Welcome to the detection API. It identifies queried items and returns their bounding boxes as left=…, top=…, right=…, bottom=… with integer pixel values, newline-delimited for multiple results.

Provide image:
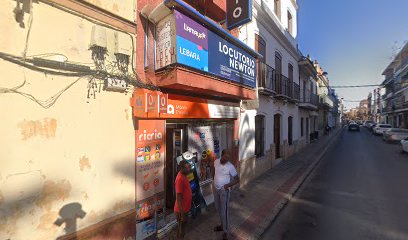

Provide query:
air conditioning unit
left=104, top=78, right=127, bottom=92
left=90, top=25, right=107, bottom=49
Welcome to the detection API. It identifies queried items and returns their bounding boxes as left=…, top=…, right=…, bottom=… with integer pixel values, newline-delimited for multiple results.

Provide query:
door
left=274, top=114, right=281, bottom=158
left=275, top=52, right=282, bottom=93
left=306, top=117, right=310, bottom=143
left=165, top=127, right=186, bottom=210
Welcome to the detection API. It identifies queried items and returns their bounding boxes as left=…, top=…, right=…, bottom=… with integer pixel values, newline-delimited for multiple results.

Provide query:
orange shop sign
left=132, top=91, right=240, bottom=119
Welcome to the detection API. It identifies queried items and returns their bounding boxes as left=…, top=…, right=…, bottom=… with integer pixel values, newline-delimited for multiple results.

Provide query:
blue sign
left=208, top=31, right=256, bottom=88
left=176, top=36, right=209, bottom=72
left=174, top=10, right=256, bottom=88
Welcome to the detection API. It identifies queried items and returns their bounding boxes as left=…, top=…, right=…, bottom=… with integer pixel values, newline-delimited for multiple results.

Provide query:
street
left=262, top=127, right=408, bottom=240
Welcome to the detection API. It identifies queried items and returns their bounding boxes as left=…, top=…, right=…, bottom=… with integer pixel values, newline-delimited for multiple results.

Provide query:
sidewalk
left=163, top=128, right=343, bottom=240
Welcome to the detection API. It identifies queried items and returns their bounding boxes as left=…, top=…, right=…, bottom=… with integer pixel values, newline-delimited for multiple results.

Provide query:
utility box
left=90, top=25, right=107, bottom=49
left=114, top=32, right=132, bottom=56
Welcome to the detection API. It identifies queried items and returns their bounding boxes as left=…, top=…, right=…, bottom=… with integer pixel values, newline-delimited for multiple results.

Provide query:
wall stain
left=37, top=211, right=58, bottom=230
left=0, top=191, right=4, bottom=205
left=79, top=156, right=91, bottom=171
left=35, top=180, right=71, bottom=211
left=17, top=118, right=57, bottom=140
left=112, top=3, right=119, bottom=13
left=125, top=108, right=129, bottom=120
left=82, top=192, right=89, bottom=200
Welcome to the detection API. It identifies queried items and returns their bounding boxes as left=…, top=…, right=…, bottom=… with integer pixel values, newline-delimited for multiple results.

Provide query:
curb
left=233, top=128, right=343, bottom=240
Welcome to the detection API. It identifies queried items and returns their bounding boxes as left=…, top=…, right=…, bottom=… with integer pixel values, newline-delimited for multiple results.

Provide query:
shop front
left=131, top=89, right=240, bottom=238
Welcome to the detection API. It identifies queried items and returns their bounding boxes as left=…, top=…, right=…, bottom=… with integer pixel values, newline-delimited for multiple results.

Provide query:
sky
left=297, top=0, right=408, bottom=110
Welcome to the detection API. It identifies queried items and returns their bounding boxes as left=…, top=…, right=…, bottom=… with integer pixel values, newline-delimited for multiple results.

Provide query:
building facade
left=381, top=42, right=408, bottom=128
left=315, top=61, right=334, bottom=135
left=134, top=0, right=258, bottom=237
left=238, top=0, right=303, bottom=185
left=1, top=0, right=138, bottom=239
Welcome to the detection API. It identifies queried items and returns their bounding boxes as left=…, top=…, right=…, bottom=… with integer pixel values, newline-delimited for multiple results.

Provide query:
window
left=288, top=116, right=293, bottom=145
left=275, top=52, right=282, bottom=93
left=301, top=118, right=304, bottom=137
left=288, top=11, right=293, bottom=35
left=255, top=115, right=265, bottom=157
left=288, top=64, right=294, bottom=82
left=274, top=0, right=281, bottom=20
left=144, top=18, right=149, bottom=69
left=255, top=34, right=266, bottom=87
left=288, top=63, right=293, bottom=95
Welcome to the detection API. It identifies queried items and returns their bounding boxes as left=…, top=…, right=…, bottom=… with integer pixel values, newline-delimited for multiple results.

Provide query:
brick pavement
left=161, top=128, right=343, bottom=240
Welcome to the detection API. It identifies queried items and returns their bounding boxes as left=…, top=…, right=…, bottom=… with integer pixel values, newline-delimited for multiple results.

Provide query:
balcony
left=319, top=95, right=334, bottom=108
left=257, top=62, right=299, bottom=101
left=299, top=90, right=319, bottom=110
left=258, top=62, right=276, bottom=94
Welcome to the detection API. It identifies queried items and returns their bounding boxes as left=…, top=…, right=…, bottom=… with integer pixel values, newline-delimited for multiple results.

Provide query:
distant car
left=401, top=138, right=408, bottom=153
left=383, top=128, right=408, bottom=142
left=373, top=124, right=392, bottom=135
left=365, top=121, right=375, bottom=128
left=348, top=123, right=360, bottom=131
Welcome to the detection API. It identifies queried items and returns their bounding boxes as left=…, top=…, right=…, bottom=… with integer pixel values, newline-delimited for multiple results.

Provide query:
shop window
left=255, top=115, right=265, bottom=157
left=301, top=118, right=304, bottom=137
left=288, top=116, right=293, bottom=145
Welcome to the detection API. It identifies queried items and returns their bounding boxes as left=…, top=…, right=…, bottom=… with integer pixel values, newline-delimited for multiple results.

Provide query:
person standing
left=174, top=160, right=192, bottom=239
left=212, top=149, right=240, bottom=240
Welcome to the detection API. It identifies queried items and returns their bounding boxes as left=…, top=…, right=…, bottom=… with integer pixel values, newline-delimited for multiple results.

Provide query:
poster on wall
left=136, top=196, right=156, bottom=239
left=136, top=120, right=165, bottom=201
left=188, top=125, right=219, bottom=182
left=136, top=120, right=165, bottom=239
left=155, top=13, right=176, bottom=70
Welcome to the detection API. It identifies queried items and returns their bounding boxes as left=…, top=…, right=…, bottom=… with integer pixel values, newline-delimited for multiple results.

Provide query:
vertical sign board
left=136, top=120, right=165, bottom=239
left=158, top=93, right=168, bottom=114
left=174, top=10, right=256, bottom=88
left=155, top=14, right=176, bottom=70
left=226, top=0, right=252, bottom=30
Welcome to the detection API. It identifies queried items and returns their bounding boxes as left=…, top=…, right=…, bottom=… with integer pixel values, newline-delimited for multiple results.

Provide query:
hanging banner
left=136, top=120, right=165, bottom=201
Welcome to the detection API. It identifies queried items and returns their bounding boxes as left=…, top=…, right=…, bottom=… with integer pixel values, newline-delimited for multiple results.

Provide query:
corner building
left=133, top=0, right=258, bottom=238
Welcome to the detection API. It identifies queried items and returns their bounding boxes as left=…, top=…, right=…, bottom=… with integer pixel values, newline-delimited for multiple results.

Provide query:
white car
left=401, top=138, right=408, bottom=153
left=373, top=124, right=392, bottom=135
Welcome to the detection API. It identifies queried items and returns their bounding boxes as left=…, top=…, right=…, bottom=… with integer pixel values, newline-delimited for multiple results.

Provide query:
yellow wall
left=84, top=0, right=136, bottom=22
left=0, top=1, right=136, bottom=239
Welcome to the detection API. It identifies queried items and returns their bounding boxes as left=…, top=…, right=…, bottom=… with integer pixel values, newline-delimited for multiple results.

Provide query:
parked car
left=373, top=124, right=392, bottom=135
left=383, top=128, right=408, bottom=142
left=348, top=122, right=360, bottom=131
left=365, top=120, right=375, bottom=128
left=369, top=123, right=377, bottom=132
left=401, top=138, right=408, bottom=153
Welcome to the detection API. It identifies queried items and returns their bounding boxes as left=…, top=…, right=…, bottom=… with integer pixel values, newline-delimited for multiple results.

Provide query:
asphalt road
left=261, top=127, right=408, bottom=240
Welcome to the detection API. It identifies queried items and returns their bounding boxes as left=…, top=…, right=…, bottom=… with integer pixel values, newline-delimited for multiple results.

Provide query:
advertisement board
left=156, top=10, right=256, bottom=88
left=136, top=120, right=165, bottom=201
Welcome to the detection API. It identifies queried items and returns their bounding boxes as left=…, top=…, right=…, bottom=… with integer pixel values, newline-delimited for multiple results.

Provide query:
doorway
left=165, top=124, right=188, bottom=210
left=274, top=114, right=281, bottom=159
left=306, top=117, right=309, bottom=143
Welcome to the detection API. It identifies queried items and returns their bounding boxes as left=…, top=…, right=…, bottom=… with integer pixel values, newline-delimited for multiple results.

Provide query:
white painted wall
left=238, top=0, right=301, bottom=163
